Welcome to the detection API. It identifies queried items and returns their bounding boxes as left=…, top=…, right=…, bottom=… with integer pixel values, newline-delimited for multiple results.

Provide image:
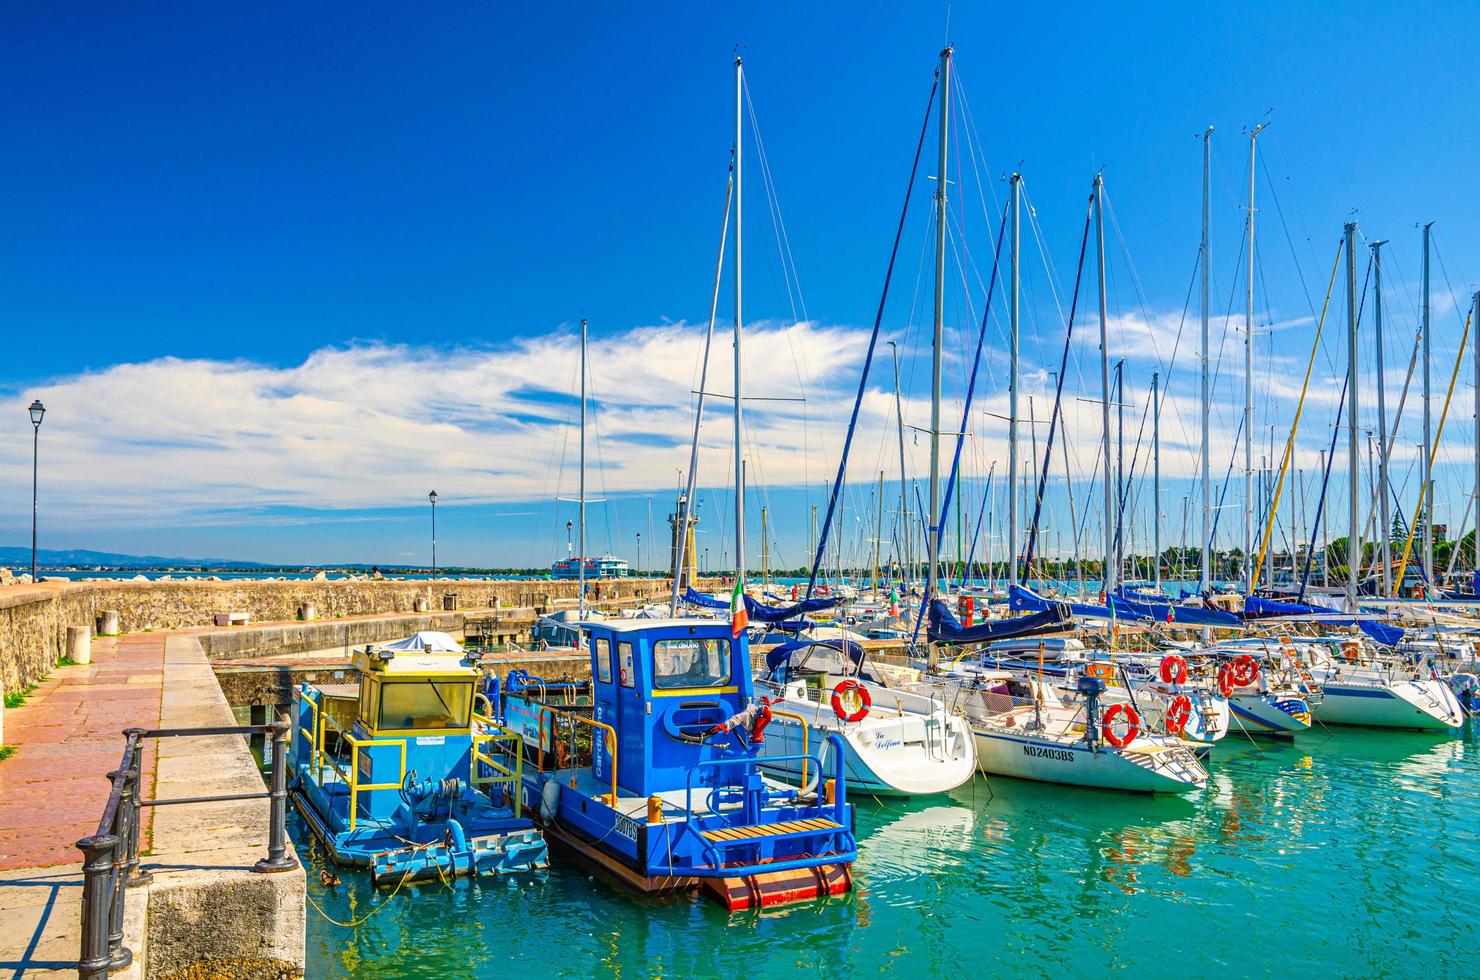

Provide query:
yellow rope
left=305, top=860, right=418, bottom=928
left=1252, top=238, right=1344, bottom=591
left=1393, top=306, right=1475, bottom=593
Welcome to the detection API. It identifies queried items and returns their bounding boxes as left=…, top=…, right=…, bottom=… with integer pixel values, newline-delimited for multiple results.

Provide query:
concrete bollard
left=414, top=596, right=429, bottom=613
left=298, top=602, right=317, bottom=622
left=97, top=610, right=120, bottom=636
left=67, top=626, right=92, bottom=665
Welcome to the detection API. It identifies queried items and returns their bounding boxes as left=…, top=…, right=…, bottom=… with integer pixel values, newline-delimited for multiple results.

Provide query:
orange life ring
left=830, top=679, right=871, bottom=723
left=1216, top=664, right=1235, bottom=698
left=1231, top=653, right=1259, bottom=686
left=1342, top=640, right=1360, bottom=661
left=1165, top=694, right=1193, bottom=735
left=1159, top=654, right=1188, bottom=685
left=1101, top=703, right=1141, bottom=748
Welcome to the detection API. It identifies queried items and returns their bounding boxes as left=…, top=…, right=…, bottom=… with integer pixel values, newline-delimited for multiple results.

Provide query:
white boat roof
left=583, top=617, right=731, bottom=633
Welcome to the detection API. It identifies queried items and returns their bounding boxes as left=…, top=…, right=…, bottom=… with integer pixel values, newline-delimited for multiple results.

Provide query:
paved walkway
left=0, top=634, right=166, bottom=977
left=0, top=636, right=164, bottom=872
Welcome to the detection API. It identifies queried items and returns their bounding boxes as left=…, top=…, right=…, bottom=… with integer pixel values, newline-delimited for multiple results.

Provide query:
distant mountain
left=0, top=547, right=270, bottom=570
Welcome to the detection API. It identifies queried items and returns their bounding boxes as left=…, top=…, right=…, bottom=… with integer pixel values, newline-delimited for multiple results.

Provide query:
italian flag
left=730, top=578, right=749, bottom=638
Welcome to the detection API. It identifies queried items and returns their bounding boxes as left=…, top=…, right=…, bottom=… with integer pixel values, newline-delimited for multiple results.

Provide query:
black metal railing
left=76, top=721, right=298, bottom=979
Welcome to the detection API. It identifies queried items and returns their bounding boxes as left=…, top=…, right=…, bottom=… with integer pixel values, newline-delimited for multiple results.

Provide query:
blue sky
left=3, top=2, right=1480, bottom=571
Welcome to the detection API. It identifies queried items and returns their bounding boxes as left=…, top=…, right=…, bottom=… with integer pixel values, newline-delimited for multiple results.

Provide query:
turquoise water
left=298, top=723, right=1479, bottom=978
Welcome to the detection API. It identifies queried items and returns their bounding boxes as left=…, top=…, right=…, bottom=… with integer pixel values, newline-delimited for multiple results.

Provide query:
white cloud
left=0, top=321, right=876, bottom=527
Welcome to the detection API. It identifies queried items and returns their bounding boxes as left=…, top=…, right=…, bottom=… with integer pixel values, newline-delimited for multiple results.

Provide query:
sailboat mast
left=927, top=46, right=952, bottom=665
left=1474, top=289, right=1480, bottom=573
left=1115, top=360, right=1125, bottom=585
left=579, top=317, right=588, bottom=620
left=889, top=340, right=910, bottom=602
left=1095, top=173, right=1113, bottom=597
left=1421, top=222, right=1434, bottom=591
left=1009, top=172, right=1022, bottom=586
left=1344, top=221, right=1360, bottom=610
left=1199, top=127, right=1212, bottom=594
left=1153, top=369, right=1161, bottom=590
left=1244, top=124, right=1264, bottom=591
left=874, top=470, right=884, bottom=592
left=1373, top=240, right=1391, bottom=597
left=733, top=56, right=746, bottom=589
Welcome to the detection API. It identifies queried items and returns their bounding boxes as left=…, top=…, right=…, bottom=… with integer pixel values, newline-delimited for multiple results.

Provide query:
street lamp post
left=29, top=400, right=45, bottom=583
left=428, top=490, right=438, bottom=578
left=635, top=532, right=641, bottom=577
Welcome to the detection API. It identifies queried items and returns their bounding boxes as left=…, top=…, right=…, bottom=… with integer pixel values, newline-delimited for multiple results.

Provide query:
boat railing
left=670, top=733, right=853, bottom=878
left=523, top=702, right=618, bottom=805
left=76, top=722, right=296, bottom=980
left=292, top=688, right=408, bottom=832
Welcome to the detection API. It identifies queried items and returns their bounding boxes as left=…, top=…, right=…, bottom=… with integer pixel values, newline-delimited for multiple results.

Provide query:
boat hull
left=971, top=730, right=1206, bottom=794
left=756, top=714, right=976, bottom=797
left=1311, top=680, right=1464, bottom=730
left=1226, top=693, right=1312, bottom=739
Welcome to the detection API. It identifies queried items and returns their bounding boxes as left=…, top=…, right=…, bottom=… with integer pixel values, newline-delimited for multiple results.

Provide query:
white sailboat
left=1299, top=634, right=1464, bottom=730
left=755, top=641, right=976, bottom=797
left=928, top=664, right=1207, bottom=793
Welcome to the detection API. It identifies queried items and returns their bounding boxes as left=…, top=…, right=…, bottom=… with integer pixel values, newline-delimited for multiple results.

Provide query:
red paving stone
left=0, top=635, right=164, bottom=871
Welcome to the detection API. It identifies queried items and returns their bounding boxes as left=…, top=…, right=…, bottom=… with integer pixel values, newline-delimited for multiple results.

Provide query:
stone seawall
left=0, top=577, right=681, bottom=693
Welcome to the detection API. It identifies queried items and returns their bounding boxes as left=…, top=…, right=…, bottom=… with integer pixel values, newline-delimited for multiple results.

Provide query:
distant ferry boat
left=550, top=555, right=629, bottom=579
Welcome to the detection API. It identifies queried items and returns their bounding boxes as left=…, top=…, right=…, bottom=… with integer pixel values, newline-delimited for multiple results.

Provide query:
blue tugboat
left=502, top=618, right=856, bottom=910
left=288, top=639, right=548, bottom=884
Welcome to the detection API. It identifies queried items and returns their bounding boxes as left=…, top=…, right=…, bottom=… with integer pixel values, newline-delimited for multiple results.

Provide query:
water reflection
left=296, top=725, right=1480, bottom=977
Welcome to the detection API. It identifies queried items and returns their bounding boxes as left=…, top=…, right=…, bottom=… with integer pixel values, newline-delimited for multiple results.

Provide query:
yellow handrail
left=576, top=716, right=618, bottom=806
left=292, top=689, right=408, bottom=831
left=470, top=711, right=524, bottom=806
left=1394, top=306, right=1475, bottom=593
left=1252, top=238, right=1344, bottom=591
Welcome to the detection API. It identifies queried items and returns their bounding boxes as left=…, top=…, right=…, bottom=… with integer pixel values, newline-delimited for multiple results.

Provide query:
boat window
left=595, top=638, right=612, bottom=684
left=618, top=642, right=634, bottom=688
left=652, top=638, right=731, bottom=690
left=358, top=680, right=378, bottom=727
left=377, top=680, right=472, bottom=731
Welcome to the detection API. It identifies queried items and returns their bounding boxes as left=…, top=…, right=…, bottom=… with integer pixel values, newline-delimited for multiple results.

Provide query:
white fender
left=539, top=777, right=561, bottom=823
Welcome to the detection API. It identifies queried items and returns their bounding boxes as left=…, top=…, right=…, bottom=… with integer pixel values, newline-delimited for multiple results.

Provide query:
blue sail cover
left=683, top=586, right=839, bottom=622
left=743, top=594, right=839, bottom=623
left=1109, top=593, right=1244, bottom=628
left=1240, top=596, right=1404, bottom=646
left=928, top=599, right=1073, bottom=645
left=1244, top=595, right=1339, bottom=618
left=1009, top=584, right=1117, bottom=620
left=682, top=586, right=730, bottom=611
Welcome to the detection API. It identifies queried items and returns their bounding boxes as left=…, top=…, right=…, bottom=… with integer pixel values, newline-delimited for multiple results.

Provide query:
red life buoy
left=1158, top=654, right=1188, bottom=685
left=1216, top=664, right=1235, bottom=698
left=830, top=679, right=871, bottom=723
left=1101, top=703, right=1141, bottom=747
left=1165, top=694, right=1193, bottom=735
left=1231, top=654, right=1259, bottom=686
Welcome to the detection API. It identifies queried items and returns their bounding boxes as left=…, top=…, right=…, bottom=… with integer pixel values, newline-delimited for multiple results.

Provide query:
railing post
left=254, top=720, right=298, bottom=873
left=105, top=772, right=134, bottom=971
left=76, top=833, right=119, bottom=979
left=122, top=730, right=153, bottom=887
